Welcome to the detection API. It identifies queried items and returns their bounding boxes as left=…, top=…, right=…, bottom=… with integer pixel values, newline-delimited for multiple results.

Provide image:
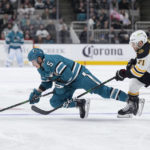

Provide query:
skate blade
left=84, top=99, right=91, bottom=119
left=117, top=114, right=133, bottom=118
left=137, top=98, right=145, bottom=116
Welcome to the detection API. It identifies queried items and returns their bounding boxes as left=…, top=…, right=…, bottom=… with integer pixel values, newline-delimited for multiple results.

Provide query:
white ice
left=0, top=66, right=150, bottom=150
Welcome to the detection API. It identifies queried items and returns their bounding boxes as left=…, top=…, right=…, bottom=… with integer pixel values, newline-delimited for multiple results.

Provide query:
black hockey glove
left=115, top=69, right=127, bottom=81
left=29, top=89, right=41, bottom=104
left=126, top=58, right=137, bottom=70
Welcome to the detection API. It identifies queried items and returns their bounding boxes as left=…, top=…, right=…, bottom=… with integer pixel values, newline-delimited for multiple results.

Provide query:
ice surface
left=0, top=66, right=150, bottom=150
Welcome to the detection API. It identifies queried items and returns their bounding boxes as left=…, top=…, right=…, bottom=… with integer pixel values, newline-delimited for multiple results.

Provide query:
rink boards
left=0, top=43, right=136, bottom=66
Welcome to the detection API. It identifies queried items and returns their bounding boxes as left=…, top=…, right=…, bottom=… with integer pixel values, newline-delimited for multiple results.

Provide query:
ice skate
left=117, top=96, right=145, bottom=118
left=76, top=99, right=90, bottom=119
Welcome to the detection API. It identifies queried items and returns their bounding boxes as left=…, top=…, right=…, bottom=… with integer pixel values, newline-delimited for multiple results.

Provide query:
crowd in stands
left=0, top=0, right=141, bottom=44
left=72, top=0, right=140, bottom=43
left=0, top=0, right=59, bottom=44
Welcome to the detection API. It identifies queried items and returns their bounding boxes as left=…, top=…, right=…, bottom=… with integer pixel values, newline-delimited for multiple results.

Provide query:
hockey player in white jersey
left=115, top=30, right=148, bottom=118
left=5, top=24, right=24, bottom=67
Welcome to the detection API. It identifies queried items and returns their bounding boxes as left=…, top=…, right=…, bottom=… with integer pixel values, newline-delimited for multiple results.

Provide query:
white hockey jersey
left=130, top=41, right=150, bottom=77
left=127, top=40, right=150, bottom=86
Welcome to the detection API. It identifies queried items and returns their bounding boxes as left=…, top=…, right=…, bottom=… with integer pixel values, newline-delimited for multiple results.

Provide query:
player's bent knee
left=50, top=98, right=62, bottom=108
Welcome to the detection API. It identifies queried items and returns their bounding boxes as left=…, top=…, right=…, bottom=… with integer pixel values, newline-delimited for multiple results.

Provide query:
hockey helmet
left=12, top=24, right=19, bottom=33
left=129, top=30, right=147, bottom=46
left=28, top=48, right=44, bottom=61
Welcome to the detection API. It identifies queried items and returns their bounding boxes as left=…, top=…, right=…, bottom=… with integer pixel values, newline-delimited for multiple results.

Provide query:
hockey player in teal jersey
left=5, top=24, right=24, bottom=67
left=28, top=48, right=128, bottom=119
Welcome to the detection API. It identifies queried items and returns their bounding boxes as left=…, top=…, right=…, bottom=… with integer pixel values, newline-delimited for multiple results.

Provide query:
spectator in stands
left=29, top=24, right=36, bottom=39
left=79, top=26, right=88, bottom=43
left=46, top=20, right=56, bottom=33
left=98, top=9, right=108, bottom=28
left=21, top=0, right=31, bottom=7
left=112, top=20, right=122, bottom=29
left=132, top=0, right=139, bottom=10
left=119, top=0, right=130, bottom=10
left=118, top=27, right=129, bottom=43
left=101, top=9, right=108, bottom=21
left=120, top=9, right=131, bottom=28
left=98, top=15, right=105, bottom=28
left=10, top=0, right=17, bottom=5
left=76, top=1, right=86, bottom=21
left=108, top=26, right=116, bottom=43
left=3, top=2, right=13, bottom=14
left=104, top=20, right=109, bottom=29
left=18, top=4, right=26, bottom=15
left=36, top=24, right=49, bottom=38
left=19, top=3, right=35, bottom=15
left=89, top=1, right=95, bottom=9
left=21, top=0, right=35, bottom=6
left=77, top=1, right=86, bottom=13
left=10, top=12, right=18, bottom=24
left=114, top=36, right=120, bottom=44
left=2, top=0, right=9, bottom=5
left=20, top=14, right=30, bottom=29
left=32, top=15, right=43, bottom=26
left=43, top=34, right=55, bottom=44
left=0, top=1, right=4, bottom=14
left=110, top=0, right=118, bottom=9
left=42, top=8, right=50, bottom=19
left=59, top=25, right=70, bottom=43
left=35, top=0, right=45, bottom=9
left=89, top=35, right=95, bottom=44
left=35, top=35, right=43, bottom=43
left=110, top=7, right=123, bottom=22
left=50, top=7, right=57, bottom=19
left=99, top=32, right=108, bottom=43
left=0, top=14, right=10, bottom=32
left=89, top=7, right=97, bottom=18
left=2, top=23, right=13, bottom=37
left=24, top=30, right=30, bottom=37
left=57, top=18, right=67, bottom=31
left=99, top=0, right=109, bottom=9
left=44, top=0, right=56, bottom=9
left=94, top=20, right=101, bottom=29
left=24, top=33, right=31, bottom=40
left=89, top=15, right=96, bottom=29
left=18, top=0, right=35, bottom=15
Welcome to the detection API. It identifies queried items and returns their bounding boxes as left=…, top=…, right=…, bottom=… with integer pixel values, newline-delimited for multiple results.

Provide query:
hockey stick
left=31, top=76, right=116, bottom=115
left=0, top=91, right=53, bottom=112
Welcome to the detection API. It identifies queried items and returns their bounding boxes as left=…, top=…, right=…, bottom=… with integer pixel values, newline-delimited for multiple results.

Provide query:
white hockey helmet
left=12, top=24, right=19, bottom=33
left=129, top=30, right=148, bottom=47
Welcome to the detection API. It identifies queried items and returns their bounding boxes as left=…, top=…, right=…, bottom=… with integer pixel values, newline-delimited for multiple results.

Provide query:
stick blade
left=31, top=105, right=50, bottom=115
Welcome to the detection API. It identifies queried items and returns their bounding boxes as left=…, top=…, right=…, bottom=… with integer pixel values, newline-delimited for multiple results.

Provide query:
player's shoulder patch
left=137, top=49, right=144, bottom=55
left=137, top=42, right=150, bottom=59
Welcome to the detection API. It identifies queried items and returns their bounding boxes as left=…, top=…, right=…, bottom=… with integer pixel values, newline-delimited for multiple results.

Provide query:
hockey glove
left=126, top=58, right=137, bottom=70
left=29, top=89, right=42, bottom=104
left=115, top=69, right=127, bottom=81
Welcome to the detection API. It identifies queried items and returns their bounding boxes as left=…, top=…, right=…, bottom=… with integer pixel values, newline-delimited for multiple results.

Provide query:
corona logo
left=82, top=45, right=123, bottom=58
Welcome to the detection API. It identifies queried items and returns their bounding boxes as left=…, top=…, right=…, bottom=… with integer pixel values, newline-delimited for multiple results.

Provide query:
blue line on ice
left=0, top=112, right=150, bottom=116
